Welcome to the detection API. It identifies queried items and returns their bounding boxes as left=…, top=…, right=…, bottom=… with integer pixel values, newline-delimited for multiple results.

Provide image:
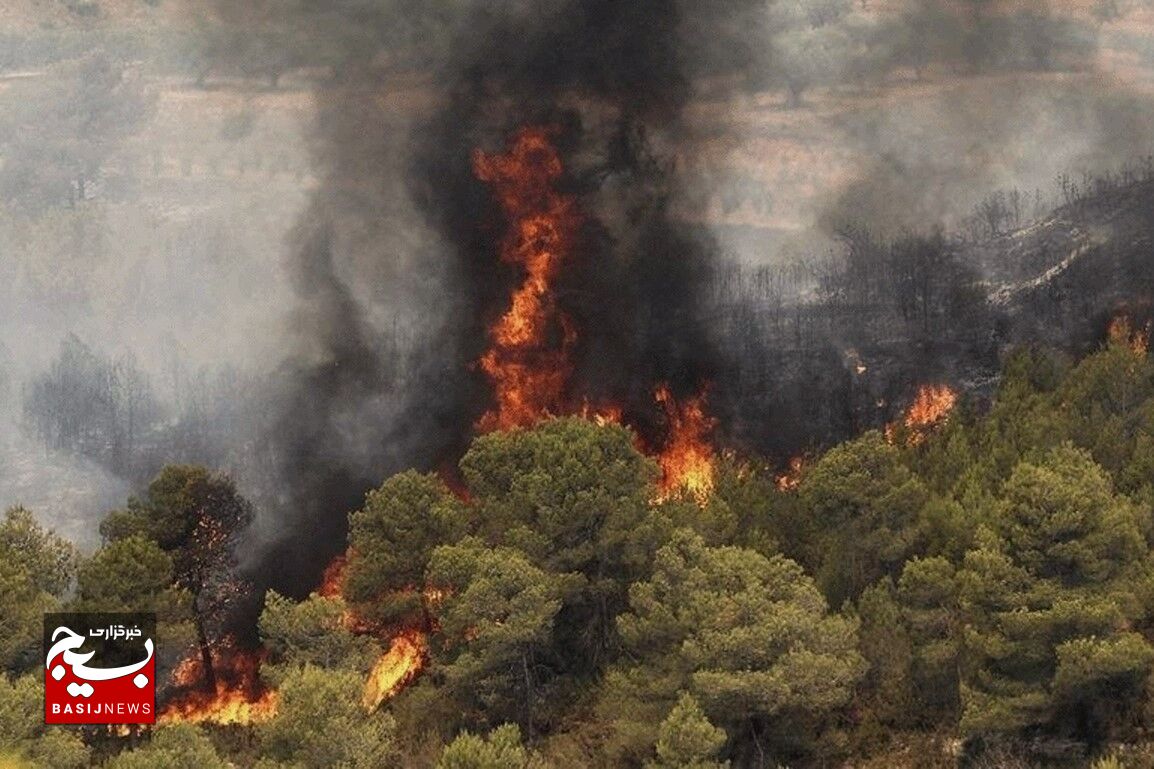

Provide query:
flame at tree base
left=313, top=551, right=433, bottom=710
left=317, top=552, right=349, bottom=598
left=654, top=385, right=716, bottom=504
left=159, top=686, right=279, bottom=726
left=886, top=384, right=958, bottom=446
left=1109, top=315, right=1150, bottom=355
left=362, top=630, right=427, bottom=711
left=776, top=456, right=805, bottom=491
left=160, top=643, right=278, bottom=726
left=471, top=128, right=720, bottom=504
left=904, top=384, right=958, bottom=429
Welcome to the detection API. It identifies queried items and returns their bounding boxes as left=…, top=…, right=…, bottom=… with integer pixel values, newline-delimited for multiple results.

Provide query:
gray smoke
left=4, top=0, right=1154, bottom=600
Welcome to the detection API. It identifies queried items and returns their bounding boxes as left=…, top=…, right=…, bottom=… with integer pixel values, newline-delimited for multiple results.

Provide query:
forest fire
left=160, top=643, right=278, bottom=725
left=162, top=550, right=428, bottom=725
left=473, top=127, right=719, bottom=501
left=904, top=385, right=958, bottom=430
left=313, top=549, right=432, bottom=709
left=776, top=456, right=805, bottom=491
left=473, top=126, right=580, bottom=432
left=158, top=127, right=724, bottom=726
left=315, top=551, right=374, bottom=633
left=654, top=385, right=717, bottom=503
left=317, top=552, right=348, bottom=597
left=904, top=383, right=960, bottom=431
left=886, top=384, right=958, bottom=445
left=1109, top=315, right=1150, bottom=355
left=362, top=630, right=428, bottom=711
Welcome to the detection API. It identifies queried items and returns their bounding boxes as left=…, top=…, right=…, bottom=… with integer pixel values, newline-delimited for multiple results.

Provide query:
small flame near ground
left=653, top=384, right=717, bottom=503
left=162, top=554, right=432, bottom=724
left=317, top=553, right=348, bottom=598
left=317, top=550, right=373, bottom=634
left=362, top=630, right=428, bottom=711
left=775, top=456, right=806, bottom=491
left=316, top=552, right=431, bottom=710
left=886, top=384, right=958, bottom=446
left=1109, top=315, right=1150, bottom=355
left=159, top=641, right=278, bottom=725
left=904, top=385, right=958, bottom=430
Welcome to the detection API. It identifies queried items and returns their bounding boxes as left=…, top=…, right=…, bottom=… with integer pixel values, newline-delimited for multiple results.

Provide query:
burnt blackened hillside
left=710, top=173, right=1154, bottom=464
left=990, top=176, right=1154, bottom=351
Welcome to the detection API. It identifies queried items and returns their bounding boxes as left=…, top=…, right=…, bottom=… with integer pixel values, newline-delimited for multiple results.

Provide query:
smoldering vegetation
left=2, top=0, right=1154, bottom=594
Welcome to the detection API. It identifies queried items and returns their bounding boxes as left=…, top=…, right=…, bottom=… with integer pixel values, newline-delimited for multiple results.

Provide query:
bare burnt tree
left=23, top=335, right=161, bottom=474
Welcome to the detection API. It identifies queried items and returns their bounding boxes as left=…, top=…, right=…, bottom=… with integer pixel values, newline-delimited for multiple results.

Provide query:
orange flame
left=438, top=463, right=473, bottom=503
left=775, top=456, right=805, bottom=491
left=886, top=384, right=957, bottom=446
left=1109, top=315, right=1150, bottom=355
left=470, top=128, right=721, bottom=492
left=474, top=126, right=580, bottom=432
left=313, top=554, right=439, bottom=707
left=362, top=630, right=428, bottom=711
left=316, top=550, right=380, bottom=633
left=160, top=642, right=278, bottom=725
left=580, top=398, right=624, bottom=427
left=317, top=553, right=348, bottom=598
left=654, top=385, right=716, bottom=503
left=904, top=384, right=957, bottom=430
left=159, top=684, right=278, bottom=726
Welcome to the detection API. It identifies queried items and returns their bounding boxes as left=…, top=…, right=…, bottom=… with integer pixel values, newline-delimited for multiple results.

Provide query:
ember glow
left=317, top=552, right=348, bottom=598
left=1109, top=315, right=1150, bottom=355
left=654, top=385, right=716, bottom=503
left=160, top=642, right=278, bottom=725
left=473, top=126, right=580, bottom=432
left=361, top=629, right=428, bottom=711
left=776, top=456, right=805, bottom=491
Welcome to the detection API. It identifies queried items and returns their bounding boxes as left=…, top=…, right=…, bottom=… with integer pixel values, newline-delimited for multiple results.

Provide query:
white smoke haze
left=0, top=34, right=314, bottom=538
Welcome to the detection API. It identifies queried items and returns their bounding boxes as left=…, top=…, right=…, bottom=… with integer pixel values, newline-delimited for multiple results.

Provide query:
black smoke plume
left=216, top=0, right=1154, bottom=628
left=239, top=0, right=759, bottom=613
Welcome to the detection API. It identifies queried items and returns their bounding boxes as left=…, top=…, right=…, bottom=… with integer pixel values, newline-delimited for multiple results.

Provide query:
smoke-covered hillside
left=6, top=2, right=1154, bottom=768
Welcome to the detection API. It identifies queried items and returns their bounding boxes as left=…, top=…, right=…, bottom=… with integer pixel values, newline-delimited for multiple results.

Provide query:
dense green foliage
left=9, top=333, right=1154, bottom=766
left=0, top=507, right=76, bottom=672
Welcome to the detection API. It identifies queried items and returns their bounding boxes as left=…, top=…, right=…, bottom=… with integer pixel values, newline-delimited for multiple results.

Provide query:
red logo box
left=43, top=612, right=156, bottom=724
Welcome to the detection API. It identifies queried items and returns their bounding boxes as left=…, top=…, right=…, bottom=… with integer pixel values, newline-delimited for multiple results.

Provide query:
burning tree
left=653, top=384, right=717, bottom=503
left=335, top=417, right=662, bottom=730
left=885, top=383, right=958, bottom=446
left=469, top=127, right=720, bottom=502
left=159, top=641, right=277, bottom=726
left=472, top=126, right=581, bottom=432
left=99, top=466, right=255, bottom=705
